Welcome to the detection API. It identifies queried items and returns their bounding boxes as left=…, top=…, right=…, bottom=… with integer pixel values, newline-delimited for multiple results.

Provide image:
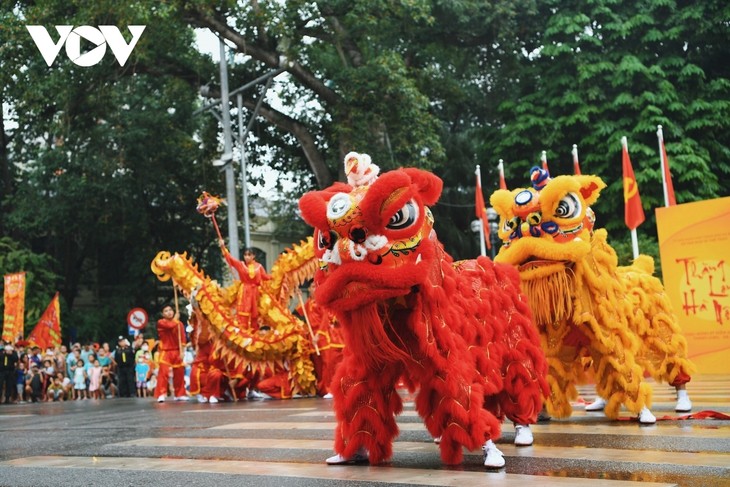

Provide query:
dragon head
left=489, top=167, right=605, bottom=282
left=298, top=153, right=443, bottom=311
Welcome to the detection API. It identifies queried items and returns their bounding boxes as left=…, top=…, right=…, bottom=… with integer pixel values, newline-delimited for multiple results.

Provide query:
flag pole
left=572, top=144, right=581, bottom=175
left=475, top=165, right=487, bottom=257
left=498, top=159, right=507, bottom=190
left=657, top=125, right=670, bottom=207
left=622, top=136, right=640, bottom=260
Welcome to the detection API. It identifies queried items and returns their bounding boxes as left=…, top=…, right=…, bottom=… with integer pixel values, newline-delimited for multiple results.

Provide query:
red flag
left=27, top=292, right=61, bottom=351
left=622, top=138, right=645, bottom=230
left=498, top=160, right=507, bottom=190
left=572, top=144, right=582, bottom=175
left=475, top=168, right=491, bottom=250
left=657, top=126, right=677, bottom=206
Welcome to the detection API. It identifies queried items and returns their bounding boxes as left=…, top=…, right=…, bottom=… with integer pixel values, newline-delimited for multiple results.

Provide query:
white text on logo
left=26, top=25, right=146, bottom=67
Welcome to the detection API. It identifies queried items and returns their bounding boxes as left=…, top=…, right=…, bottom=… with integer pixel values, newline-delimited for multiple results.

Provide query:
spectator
left=58, top=372, right=72, bottom=400
left=1, top=344, right=18, bottom=404
left=71, top=358, right=87, bottom=400
left=46, top=376, right=66, bottom=402
left=89, top=359, right=103, bottom=400
left=26, top=364, right=44, bottom=403
left=100, top=366, right=117, bottom=398
left=97, top=348, right=112, bottom=368
left=15, top=361, right=27, bottom=403
left=135, top=357, right=150, bottom=398
left=66, top=346, right=81, bottom=377
left=28, top=347, right=42, bottom=369
left=79, top=343, right=93, bottom=364
left=132, top=333, right=145, bottom=354
left=114, top=337, right=136, bottom=398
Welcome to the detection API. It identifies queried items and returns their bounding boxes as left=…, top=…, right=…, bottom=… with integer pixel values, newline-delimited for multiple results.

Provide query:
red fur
left=299, top=165, right=548, bottom=466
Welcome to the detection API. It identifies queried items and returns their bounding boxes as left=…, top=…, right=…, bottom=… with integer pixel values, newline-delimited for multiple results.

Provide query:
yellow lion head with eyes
left=489, top=167, right=605, bottom=283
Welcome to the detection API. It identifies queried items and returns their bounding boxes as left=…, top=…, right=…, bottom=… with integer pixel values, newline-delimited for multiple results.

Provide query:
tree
left=479, top=0, right=730, bottom=262
left=2, top=1, right=223, bottom=340
left=0, top=238, right=60, bottom=333
left=183, top=0, right=538, bottom=257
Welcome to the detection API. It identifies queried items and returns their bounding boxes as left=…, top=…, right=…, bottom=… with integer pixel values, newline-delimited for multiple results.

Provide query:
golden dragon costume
left=489, top=166, right=695, bottom=422
left=150, top=238, right=319, bottom=397
left=298, top=153, right=548, bottom=469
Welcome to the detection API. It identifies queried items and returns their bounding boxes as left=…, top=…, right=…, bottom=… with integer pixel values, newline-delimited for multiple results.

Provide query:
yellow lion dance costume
left=490, top=166, right=695, bottom=423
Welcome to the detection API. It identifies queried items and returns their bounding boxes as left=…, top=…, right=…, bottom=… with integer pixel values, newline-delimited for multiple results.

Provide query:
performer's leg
left=155, top=362, right=170, bottom=401
left=329, top=352, right=403, bottom=465
left=416, top=366, right=501, bottom=466
left=172, top=365, right=188, bottom=399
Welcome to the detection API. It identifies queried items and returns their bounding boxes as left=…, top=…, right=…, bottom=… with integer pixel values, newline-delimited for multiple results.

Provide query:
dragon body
left=490, top=167, right=695, bottom=419
left=298, top=153, right=547, bottom=466
left=151, top=238, right=318, bottom=396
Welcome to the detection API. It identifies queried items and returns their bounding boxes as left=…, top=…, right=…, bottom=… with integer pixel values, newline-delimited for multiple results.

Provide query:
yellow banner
left=2, top=272, right=26, bottom=343
left=656, top=197, right=730, bottom=374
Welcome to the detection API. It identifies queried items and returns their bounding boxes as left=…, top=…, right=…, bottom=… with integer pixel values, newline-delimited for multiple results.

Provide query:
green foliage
left=2, top=1, right=222, bottom=342
left=480, top=0, right=730, bottom=250
left=2, top=0, right=729, bottom=342
left=0, top=238, right=61, bottom=332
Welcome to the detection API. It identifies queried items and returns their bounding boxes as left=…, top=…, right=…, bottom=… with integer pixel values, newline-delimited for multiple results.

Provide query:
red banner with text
left=2, top=272, right=26, bottom=343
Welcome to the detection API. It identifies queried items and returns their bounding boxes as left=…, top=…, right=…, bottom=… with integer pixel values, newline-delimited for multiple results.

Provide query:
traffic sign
left=127, top=307, right=148, bottom=330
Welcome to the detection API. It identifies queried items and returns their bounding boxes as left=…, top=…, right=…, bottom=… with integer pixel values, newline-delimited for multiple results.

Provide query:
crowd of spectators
left=0, top=337, right=195, bottom=404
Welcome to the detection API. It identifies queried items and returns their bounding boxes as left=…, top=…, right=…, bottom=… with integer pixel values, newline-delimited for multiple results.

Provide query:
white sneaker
left=675, top=394, right=692, bottom=412
left=514, top=424, right=533, bottom=446
left=482, top=439, right=505, bottom=468
left=326, top=446, right=368, bottom=465
left=196, top=395, right=208, bottom=403
left=174, top=395, right=190, bottom=401
left=638, top=406, right=657, bottom=424
left=322, top=392, right=333, bottom=399
left=585, top=396, right=606, bottom=411
left=209, top=396, right=219, bottom=404
left=247, top=389, right=269, bottom=399
left=433, top=436, right=441, bottom=444
left=156, top=396, right=165, bottom=403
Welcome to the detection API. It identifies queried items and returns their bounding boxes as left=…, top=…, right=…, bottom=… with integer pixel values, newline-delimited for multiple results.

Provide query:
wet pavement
left=0, top=375, right=728, bottom=486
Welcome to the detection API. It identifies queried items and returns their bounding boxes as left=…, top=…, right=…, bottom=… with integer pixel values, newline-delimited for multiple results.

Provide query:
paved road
left=0, top=375, right=728, bottom=487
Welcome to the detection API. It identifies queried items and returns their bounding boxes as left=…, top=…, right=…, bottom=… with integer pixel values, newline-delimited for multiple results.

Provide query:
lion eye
left=316, top=229, right=336, bottom=251
left=386, top=199, right=419, bottom=230
left=327, top=193, right=352, bottom=220
left=555, top=193, right=582, bottom=219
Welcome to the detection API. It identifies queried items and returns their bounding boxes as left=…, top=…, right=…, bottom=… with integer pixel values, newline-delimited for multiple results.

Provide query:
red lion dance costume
left=298, top=153, right=547, bottom=469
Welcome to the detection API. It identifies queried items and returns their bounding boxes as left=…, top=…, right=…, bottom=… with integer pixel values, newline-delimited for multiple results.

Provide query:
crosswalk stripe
left=110, top=437, right=730, bottom=468
left=1, top=456, right=676, bottom=487
left=208, top=420, right=726, bottom=439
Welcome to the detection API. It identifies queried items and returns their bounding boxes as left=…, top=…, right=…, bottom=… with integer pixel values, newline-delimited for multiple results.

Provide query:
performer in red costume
left=219, top=242, right=272, bottom=329
left=304, top=297, right=344, bottom=397
left=155, top=305, right=189, bottom=402
left=298, top=152, right=548, bottom=469
left=186, top=305, right=214, bottom=403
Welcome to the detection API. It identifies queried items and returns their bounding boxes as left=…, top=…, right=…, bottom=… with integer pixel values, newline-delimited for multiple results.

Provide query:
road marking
left=0, top=456, right=675, bottom=486
left=109, top=437, right=730, bottom=468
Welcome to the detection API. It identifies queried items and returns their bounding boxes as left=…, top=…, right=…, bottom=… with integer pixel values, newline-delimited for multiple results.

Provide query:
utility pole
left=219, top=39, right=240, bottom=259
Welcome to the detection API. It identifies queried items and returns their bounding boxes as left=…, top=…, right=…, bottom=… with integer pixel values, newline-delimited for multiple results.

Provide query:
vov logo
left=27, top=25, right=146, bottom=67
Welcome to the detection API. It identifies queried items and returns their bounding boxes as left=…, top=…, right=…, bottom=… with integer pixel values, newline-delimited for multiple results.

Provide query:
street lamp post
left=218, top=39, right=240, bottom=259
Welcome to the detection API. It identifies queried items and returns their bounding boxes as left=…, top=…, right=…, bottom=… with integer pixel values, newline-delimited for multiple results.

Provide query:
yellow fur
left=490, top=172, right=694, bottom=419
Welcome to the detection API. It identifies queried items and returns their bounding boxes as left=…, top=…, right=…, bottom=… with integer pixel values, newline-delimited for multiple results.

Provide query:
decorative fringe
left=522, top=266, right=575, bottom=325
left=341, top=304, right=412, bottom=368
